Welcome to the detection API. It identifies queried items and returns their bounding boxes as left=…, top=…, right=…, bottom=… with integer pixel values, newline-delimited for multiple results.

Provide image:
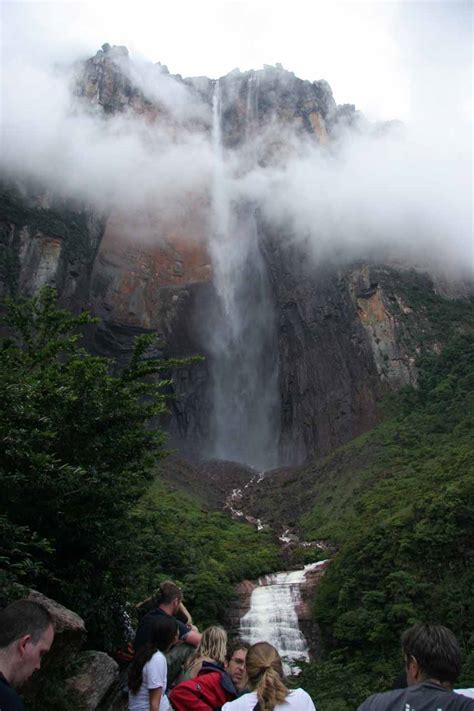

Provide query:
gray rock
left=66, top=651, right=119, bottom=711
left=27, top=590, right=86, bottom=659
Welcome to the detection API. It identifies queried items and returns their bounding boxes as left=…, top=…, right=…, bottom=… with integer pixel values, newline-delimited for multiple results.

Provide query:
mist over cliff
left=1, top=35, right=471, bottom=274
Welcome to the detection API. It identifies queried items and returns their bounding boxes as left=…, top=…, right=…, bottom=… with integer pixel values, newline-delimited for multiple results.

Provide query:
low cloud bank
left=1, top=52, right=214, bottom=216
left=0, top=43, right=471, bottom=276
left=237, top=119, right=471, bottom=273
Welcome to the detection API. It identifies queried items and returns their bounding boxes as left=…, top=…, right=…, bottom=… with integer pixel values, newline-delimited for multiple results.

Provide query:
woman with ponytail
left=128, top=615, right=178, bottom=710
left=222, top=642, right=316, bottom=710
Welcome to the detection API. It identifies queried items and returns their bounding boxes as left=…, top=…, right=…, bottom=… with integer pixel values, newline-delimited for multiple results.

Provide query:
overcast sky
left=1, top=0, right=472, bottom=121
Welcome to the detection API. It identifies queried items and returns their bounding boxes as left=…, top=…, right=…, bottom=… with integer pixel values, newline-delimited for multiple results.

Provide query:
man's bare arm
left=183, top=629, right=201, bottom=647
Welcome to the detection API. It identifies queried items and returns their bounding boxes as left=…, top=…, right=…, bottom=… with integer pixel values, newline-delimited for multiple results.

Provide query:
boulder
left=27, top=590, right=86, bottom=660
left=65, top=651, right=119, bottom=710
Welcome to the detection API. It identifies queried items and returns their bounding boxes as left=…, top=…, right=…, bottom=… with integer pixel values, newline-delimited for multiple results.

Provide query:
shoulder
left=453, top=691, right=474, bottom=708
left=137, top=608, right=162, bottom=631
left=288, top=688, right=316, bottom=708
left=222, top=691, right=257, bottom=709
left=195, top=670, right=222, bottom=685
left=357, top=689, right=403, bottom=710
left=455, top=690, right=474, bottom=700
left=147, top=650, right=167, bottom=672
left=143, top=608, right=163, bottom=620
left=151, top=649, right=166, bottom=664
left=0, top=676, right=25, bottom=710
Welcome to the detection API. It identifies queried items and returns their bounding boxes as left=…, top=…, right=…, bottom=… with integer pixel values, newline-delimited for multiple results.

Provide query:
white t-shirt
left=129, top=649, right=170, bottom=711
left=222, top=688, right=316, bottom=710
left=456, top=689, right=474, bottom=699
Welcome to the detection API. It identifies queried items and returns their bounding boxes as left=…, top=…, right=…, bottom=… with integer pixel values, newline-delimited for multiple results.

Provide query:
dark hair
left=226, top=639, right=251, bottom=662
left=402, top=624, right=461, bottom=685
left=158, top=581, right=183, bottom=606
left=128, top=616, right=178, bottom=694
left=0, top=599, right=53, bottom=648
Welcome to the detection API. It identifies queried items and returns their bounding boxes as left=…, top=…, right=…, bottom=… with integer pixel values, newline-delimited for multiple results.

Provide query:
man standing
left=357, top=624, right=474, bottom=710
left=134, top=581, right=201, bottom=651
left=0, top=599, right=55, bottom=710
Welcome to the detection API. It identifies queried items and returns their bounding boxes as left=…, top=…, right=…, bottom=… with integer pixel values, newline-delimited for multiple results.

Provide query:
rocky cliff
left=1, top=43, right=472, bottom=466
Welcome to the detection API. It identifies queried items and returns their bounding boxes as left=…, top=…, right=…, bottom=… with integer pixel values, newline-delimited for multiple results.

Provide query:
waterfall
left=206, top=79, right=279, bottom=470
left=239, top=562, right=326, bottom=674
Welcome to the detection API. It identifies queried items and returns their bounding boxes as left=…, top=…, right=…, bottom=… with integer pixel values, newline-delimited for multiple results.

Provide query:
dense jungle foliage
left=298, top=334, right=474, bottom=710
left=0, top=288, right=281, bottom=653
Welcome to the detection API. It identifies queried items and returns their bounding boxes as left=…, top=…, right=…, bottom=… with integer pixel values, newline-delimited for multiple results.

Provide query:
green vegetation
left=2, top=279, right=472, bottom=711
left=0, top=287, right=174, bottom=647
left=386, top=267, right=474, bottom=344
left=298, top=334, right=474, bottom=710
left=0, top=182, right=103, bottom=295
left=135, top=477, right=281, bottom=628
left=0, top=288, right=281, bottom=659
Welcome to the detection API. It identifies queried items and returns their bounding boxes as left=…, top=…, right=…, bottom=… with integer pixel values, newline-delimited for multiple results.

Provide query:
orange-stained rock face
left=351, top=275, right=418, bottom=388
left=102, top=211, right=211, bottom=287
left=90, top=205, right=212, bottom=329
left=308, top=111, right=329, bottom=144
left=357, top=287, right=391, bottom=325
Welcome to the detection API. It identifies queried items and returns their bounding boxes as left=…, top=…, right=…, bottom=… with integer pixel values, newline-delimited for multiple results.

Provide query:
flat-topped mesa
left=186, top=64, right=341, bottom=148
left=75, top=45, right=354, bottom=147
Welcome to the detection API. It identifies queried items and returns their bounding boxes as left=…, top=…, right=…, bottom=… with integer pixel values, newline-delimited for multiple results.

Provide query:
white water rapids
left=239, top=561, right=327, bottom=674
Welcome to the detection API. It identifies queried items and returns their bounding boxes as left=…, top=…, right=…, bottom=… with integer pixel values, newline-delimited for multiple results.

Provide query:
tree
left=0, top=287, right=191, bottom=648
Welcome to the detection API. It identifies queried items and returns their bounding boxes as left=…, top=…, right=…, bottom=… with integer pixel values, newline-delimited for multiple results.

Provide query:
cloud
left=236, top=118, right=472, bottom=274
left=0, top=1, right=471, bottom=275
left=1, top=46, right=214, bottom=216
left=113, top=54, right=210, bottom=124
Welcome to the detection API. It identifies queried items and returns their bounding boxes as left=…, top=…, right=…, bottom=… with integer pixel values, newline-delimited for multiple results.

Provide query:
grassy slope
left=296, top=334, right=474, bottom=710
left=131, top=473, right=282, bottom=629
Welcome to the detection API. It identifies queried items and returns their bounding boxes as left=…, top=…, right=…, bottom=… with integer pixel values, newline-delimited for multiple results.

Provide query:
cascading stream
left=239, top=562, right=327, bottom=674
left=206, top=79, right=280, bottom=470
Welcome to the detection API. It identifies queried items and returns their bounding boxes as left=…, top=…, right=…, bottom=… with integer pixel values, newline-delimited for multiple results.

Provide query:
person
left=169, top=639, right=249, bottom=710
left=357, top=623, right=474, bottom=710
left=177, top=626, right=228, bottom=682
left=134, top=581, right=201, bottom=651
left=0, top=599, right=55, bottom=711
left=226, top=640, right=251, bottom=692
left=128, top=615, right=178, bottom=711
left=137, top=593, right=194, bottom=628
left=221, top=641, right=316, bottom=710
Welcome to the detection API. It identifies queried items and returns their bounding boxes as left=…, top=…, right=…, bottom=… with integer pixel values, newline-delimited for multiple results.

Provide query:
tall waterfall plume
left=206, top=79, right=280, bottom=470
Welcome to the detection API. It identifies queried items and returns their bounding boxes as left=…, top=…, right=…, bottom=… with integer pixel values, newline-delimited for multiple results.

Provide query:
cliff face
left=186, top=64, right=335, bottom=148
left=1, top=44, right=472, bottom=466
left=262, top=239, right=441, bottom=463
left=0, top=184, right=105, bottom=311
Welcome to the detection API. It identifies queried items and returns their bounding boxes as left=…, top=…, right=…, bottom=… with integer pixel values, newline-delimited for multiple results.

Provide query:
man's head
left=402, top=623, right=461, bottom=687
left=158, top=581, right=183, bottom=615
left=0, top=599, right=55, bottom=686
left=226, top=640, right=250, bottom=691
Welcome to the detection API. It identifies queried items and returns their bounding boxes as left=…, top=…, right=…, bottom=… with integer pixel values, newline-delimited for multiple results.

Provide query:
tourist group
left=1, top=580, right=474, bottom=710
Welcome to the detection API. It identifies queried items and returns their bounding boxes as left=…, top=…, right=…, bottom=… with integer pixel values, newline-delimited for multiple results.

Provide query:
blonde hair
left=245, top=642, right=289, bottom=710
left=189, top=625, right=228, bottom=667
